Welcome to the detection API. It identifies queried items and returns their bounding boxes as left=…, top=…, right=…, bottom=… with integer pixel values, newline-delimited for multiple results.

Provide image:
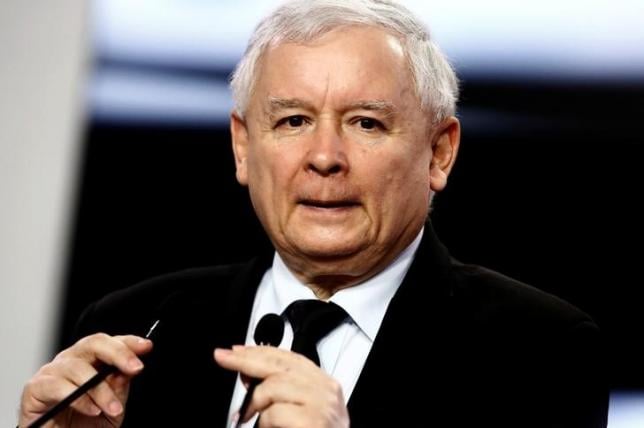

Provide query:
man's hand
left=215, top=346, right=350, bottom=428
left=19, top=333, right=153, bottom=428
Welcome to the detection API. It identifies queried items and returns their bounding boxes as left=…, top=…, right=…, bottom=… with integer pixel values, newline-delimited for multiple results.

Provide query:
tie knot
left=282, top=300, right=348, bottom=364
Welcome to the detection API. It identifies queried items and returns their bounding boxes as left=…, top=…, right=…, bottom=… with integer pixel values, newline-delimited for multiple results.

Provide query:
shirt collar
left=271, top=228, right=424, bottom=341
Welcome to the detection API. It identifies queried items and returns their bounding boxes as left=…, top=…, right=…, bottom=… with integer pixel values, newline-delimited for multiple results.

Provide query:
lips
left=298, top=198, right=360, bottom=209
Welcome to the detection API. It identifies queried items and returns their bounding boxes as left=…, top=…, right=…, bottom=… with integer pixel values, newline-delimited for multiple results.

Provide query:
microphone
left=234, top=313, right=285, bottom=428
left=253, top=313, right=284, bottom=347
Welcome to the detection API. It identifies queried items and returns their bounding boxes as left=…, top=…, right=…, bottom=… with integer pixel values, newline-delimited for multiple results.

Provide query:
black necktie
left=253, top=301, right=348, bottom=427
left=283, top=299, right=349, bottom=366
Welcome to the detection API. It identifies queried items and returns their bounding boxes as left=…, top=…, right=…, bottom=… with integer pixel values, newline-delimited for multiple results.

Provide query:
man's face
left=231, top=26, right=459, bottom=289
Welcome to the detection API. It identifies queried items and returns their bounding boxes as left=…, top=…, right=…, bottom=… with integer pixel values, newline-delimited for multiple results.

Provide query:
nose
left=305, top=123, right=349, bottom=176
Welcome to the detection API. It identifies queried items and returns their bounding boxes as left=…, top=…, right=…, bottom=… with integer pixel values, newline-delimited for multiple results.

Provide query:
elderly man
left=19, top=1, right=608, bottom=427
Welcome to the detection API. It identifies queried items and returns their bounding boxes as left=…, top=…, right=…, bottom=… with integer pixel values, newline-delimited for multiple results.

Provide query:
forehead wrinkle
left=264, top=72, right=332, bottom=116
left=321, top=72, right=330, bottom=110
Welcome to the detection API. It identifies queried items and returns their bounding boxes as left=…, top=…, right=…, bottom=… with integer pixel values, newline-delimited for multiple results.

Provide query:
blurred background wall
left=0, top=1, right=86, bottom=424
left=2, top=0, right=643, bottom=426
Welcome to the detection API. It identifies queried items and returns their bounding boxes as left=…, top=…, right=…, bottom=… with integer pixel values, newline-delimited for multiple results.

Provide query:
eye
left=360, top=118, right=375, bottom=129
left=287, top=116, right=304, bottom=127
left=276, top=115, right=307, bottom=128
left=355, top=117, right=385, bottom=131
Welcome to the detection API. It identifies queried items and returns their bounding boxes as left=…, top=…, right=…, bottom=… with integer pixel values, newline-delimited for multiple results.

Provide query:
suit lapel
left=347, top=223, right=455, bottom=426
left=208, top=253, right=273, bottom=425
left=220, top=253, right=274, bottom=347
left=157, top=254, right=272, bottom=427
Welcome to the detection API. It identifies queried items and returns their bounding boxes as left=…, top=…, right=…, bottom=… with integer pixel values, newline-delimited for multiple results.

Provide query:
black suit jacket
left=75, top=224, right=608, bottom=427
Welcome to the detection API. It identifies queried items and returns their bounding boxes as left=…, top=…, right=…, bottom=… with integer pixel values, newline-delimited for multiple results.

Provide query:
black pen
left=26, top=320, right=161, bottom=428
left=234, top=379, right=258, bottom=428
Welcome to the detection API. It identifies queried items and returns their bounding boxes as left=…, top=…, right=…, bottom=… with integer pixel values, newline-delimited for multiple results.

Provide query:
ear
left=230, top=112, right=249, bottom=186
left=429, top=116, right=461, bottom=193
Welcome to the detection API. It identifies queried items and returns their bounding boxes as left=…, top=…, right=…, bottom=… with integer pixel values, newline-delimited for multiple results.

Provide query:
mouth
left=298, top=199, right=360, bottom=209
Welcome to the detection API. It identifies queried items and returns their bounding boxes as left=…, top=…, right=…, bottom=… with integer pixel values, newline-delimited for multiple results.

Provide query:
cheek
left=369, top=151, right=431, bottom=212
left=247, top=142, right=302, bottom=203
left=376, top=142, right=430, bottom=186
left=246, top=135, right=277, bottom=181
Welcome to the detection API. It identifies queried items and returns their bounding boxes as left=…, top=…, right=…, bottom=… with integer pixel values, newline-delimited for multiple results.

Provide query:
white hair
left=230, top=0, right=459, bottom=124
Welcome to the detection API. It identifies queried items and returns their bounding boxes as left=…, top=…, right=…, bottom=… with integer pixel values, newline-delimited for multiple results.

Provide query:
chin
left=291, top=238, right=365, bottom=260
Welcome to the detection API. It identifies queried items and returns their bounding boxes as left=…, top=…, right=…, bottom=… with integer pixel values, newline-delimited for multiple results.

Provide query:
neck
left=305, top=275, right=362, bottom=299
left=279, top=226, right=423, bottom=299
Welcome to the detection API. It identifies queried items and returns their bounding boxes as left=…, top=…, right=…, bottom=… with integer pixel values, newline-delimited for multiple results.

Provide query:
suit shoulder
left=75, top=263, right=248, bottom=338
left=450, top=260, right=596, bottom=329
left=99, top=264, right=243, bottom=308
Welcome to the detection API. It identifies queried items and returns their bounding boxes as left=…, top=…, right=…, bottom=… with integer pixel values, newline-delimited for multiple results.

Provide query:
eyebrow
left=266, top=97, right=398, bottom=116
left=267, top=97, right=315, bottom=112
left=345, top=100, right=398, bottom=116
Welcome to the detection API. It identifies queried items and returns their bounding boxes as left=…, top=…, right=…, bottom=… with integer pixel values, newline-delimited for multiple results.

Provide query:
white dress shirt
left=227, top=228, right=424, bottom=427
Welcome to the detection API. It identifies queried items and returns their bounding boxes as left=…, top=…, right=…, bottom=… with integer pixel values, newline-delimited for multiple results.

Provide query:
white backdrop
left=0, top=1, right=86, bottom=425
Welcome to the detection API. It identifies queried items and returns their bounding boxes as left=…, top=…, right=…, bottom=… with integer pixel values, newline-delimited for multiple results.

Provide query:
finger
left=240, top=373, right=252, bottom=389
left=65, top=333, right=152, bottom=375
left=107, top=371, right=132, bottom=398
left=114, top=334, right=155, bottom=354
left=88, top=373, right=134, bottom=419
left=249, top=372, right=345, bottom=423
left=68, top=394, right=102, bottom=417
left=84, top=374, right=127, bottom=417
left=105, top=371, right=134, bottom=417
left=26, top=373, right=90, bottom=411
left=242, top=372, right=310, bottom=421
left=215, top=346, right=314, bottom=379
left=259, top=398, right=349, bottom=428
left=257, top=402, right=308, bottom=428
left=96, top=334, right=153, bottom=363
left=21, top=375, right=102, bottom=425
left=41, top=358, right=126, bottom=418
